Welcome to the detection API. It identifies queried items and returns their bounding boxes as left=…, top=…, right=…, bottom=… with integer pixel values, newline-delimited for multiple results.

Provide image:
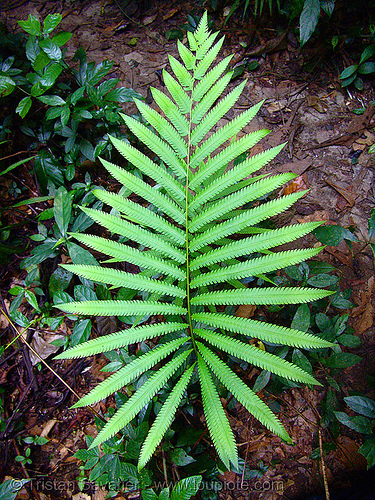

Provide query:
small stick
left=319, top=429, right=330, bottom=500
left=240, top=416, right=253, bottom=489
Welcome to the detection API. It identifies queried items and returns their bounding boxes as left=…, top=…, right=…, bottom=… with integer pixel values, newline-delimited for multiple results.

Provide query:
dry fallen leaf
left=29, top=331, right=65, bottom=365
left=351, top=276, right=374, bottom=334
left=336, top=436, right=367, bottom=469
left=236, top=304, right=256, bottom=318
left=355, top=130, right=375, bottom=146
left=40, top=418, right=58, bottom=438
left=266, top=100, right=288, bottom=114
left=163, top=7, right=180, bottom=20
left=94, top=488, right=108, bottom=500
left=72, top=493, right=91, bottom=500
left=143, top=14, right=157, bottom=25
left=296, top=210, right=330, bottom=224
left=325, top=179, right=356, bottom=207
left=123, top=52, right=144, bottom=64
left=306, top=95, right=328, bottom=113
left=279, top=174, right=309, bottom=196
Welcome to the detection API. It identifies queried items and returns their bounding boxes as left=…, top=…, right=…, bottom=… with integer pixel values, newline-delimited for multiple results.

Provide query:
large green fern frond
left=56, top=12, right=334, bottom=470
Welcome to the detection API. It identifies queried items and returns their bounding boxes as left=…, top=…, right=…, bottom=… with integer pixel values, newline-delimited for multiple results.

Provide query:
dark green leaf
left=67, top=241, right=98, bottom=266
left=70, top=86, right=85, bottom=105
left=331, top=293, right=353, bottom=310
left=165, top=29, right=184, bottom=40
left=104, top=87, right=142, bottom=103
left=13, top=195, right=54, bottom=207
left=40, top=63, right=63, bottom=87
left=340, top=73, right=358, bottom=88
left=170, top=449, right=195, bottom=466
left=53, top=291, right=73, bottom=305
left=25, top=37, right=39, bottom=63
left=74, top=285, right=97, bottom=301
left=142, top=490, right=158, bottom=500
left=34, top=151, right=64, bottom=193
left=338, top=334, right=361, bottom=348
left=307, top=274, right=339, bottom=288
left=0, top=479, right=30, bottom=500
left=53, top=186, right=72, bottom=237
left=120, top=463, right=139, bottom=487
left=359, top=437, right=375, bottom=469
left=159, top=489, right=170, bottom=500
left=300, top=0, right=321, bottom=45
left=320, top=0, right=335, bottom=16
left=357, top=62, right=375, bottom=75
left=39, top=39, right=62, bottom=61
left=38, top=95, right=66, bottom=106
left=43, top=13, right=62, bottom=34
left=313, top=225, right=357, bottom=246
left=49, top=267, right=73, bottom=294
left=33, top=51, right=50, bottom=71
left=252, top=370, right=271, bottom=392
left=52, top=31, right=73, bottom=47
left=18, top=15, right=41, bottom=36
left=292, top=348, right=313, bottom=374
left=87, top=60, right=113, bottom=86
left=359, top=45, right=375, bottom=64
left=340, top=65, right=358, bottom=80
left=0, top=76, right=15, bottom=97
left=45, top=106, right=63, bottom=120
left=25, top=290, right=40, bottom=311
left=170, top=476, right=202, bottom=500
left=15, top=96, right=32, bottom=118
left=344, top=396, right=375, bottom=418
left=333, top=314, right=349, bottom=335
left=21, top=241, right=58, bottom=268
left=334, top=412, right=373, bottom=434
left=324, top=352, right=361, bottom=369
left=71, top=319, right=92, bottom=346
left=80, top=139, right=95, bottom=161
left=369, top=208, right=375, bottom=239
left=291, top=304, right=310, bottom=332
left=354, top=77, right=363, bottom=91
left=0, top=156, right=34, bottom=177
left=61, top=105, right=70, bottom=128
left=10, top=310, right=29, bottom=327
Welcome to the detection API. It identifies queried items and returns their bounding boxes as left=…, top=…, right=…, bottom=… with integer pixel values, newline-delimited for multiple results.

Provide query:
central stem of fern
left=185, top=96, right=197, bottom=353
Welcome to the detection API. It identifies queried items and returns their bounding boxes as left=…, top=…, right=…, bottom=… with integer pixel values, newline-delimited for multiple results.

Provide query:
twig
left=1, top=378, right=34, bottom=439
left=240, top=416, right=253, bottom=489
left=1, top=306, right=105, bottom=423
left=162, top=450, right=169, bottom=487
left=319, top=428, right=330, bottom=500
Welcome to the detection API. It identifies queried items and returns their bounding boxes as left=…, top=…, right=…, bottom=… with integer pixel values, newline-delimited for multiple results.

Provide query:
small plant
left=340, top=44, right=375, bottom=90
left=335, top=395, right=375, bottom=468
left=0, top=13, right=141, bottom=194
left=15, top=435, right=49, bottom=466
left=55, top=13, right=333, bottom=470
left=299, top=0, right=335, bottom=46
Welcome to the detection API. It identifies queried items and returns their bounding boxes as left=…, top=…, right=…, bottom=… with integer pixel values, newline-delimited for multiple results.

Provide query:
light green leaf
left=90, top=350, right=192, bottom=448
left=198, top=355, right=238, bottom=469
left=138, top=365, right=194, bottom=469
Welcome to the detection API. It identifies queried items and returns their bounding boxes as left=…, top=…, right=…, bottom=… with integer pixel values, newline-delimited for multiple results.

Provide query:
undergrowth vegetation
left=0, top=7, right=373, bottom=499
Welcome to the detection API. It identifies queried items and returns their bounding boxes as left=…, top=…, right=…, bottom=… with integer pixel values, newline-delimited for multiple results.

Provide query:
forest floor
left=1, top=1, right=375, bottom=499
